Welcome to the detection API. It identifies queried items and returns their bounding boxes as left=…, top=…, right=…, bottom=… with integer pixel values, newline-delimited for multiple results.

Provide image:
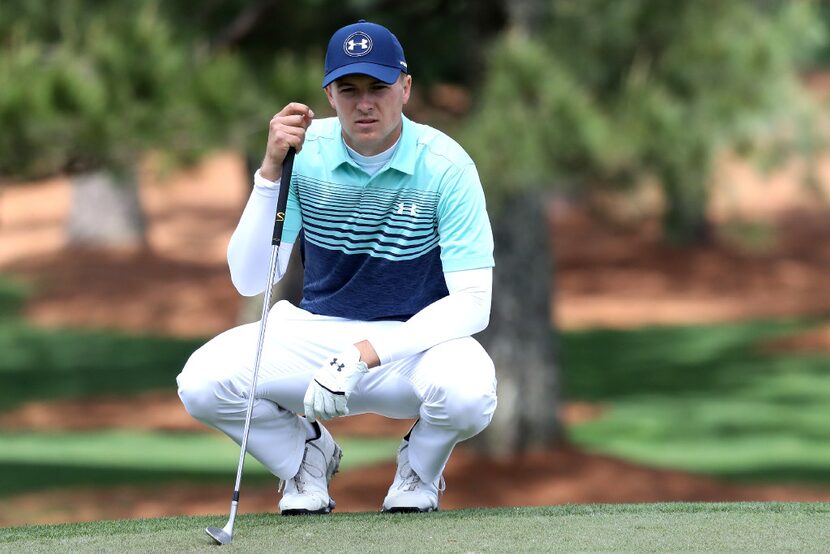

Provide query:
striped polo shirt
left=282, top=115, right=494, bottom=321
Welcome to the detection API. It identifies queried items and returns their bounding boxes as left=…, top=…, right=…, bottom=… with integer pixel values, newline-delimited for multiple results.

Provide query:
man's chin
left=347, top=133, right=378, bottom=148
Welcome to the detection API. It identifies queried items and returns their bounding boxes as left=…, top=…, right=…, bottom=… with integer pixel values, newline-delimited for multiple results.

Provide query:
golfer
left=177, top=20, right=496, bottom=514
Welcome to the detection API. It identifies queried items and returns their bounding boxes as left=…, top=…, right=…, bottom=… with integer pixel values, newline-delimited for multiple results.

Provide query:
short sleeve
left=437, top=164, right=495, bottom=272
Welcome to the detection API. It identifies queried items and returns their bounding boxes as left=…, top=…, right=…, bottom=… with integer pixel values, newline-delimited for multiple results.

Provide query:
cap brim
left=322, top=63, right=403, bottom=88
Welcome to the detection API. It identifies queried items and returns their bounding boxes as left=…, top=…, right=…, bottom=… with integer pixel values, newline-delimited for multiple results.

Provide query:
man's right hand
left=260, top=103, right=314, bottom=181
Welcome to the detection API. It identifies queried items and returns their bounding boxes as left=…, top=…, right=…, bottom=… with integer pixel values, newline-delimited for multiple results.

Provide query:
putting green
left=1, top=502, right=828, bottom=553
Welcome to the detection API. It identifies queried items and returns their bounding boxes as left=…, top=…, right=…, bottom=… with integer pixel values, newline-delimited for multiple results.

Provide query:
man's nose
left=356, top=93, right=373, bottom=112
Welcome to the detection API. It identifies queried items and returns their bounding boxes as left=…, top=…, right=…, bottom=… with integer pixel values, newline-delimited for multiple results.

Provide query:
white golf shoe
left=381, top=439, right=444, bottom=513
left=279, top=423, right=342, bottom=515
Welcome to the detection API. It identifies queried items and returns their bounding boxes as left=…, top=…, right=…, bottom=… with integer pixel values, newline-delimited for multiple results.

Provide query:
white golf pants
left=176, top=300, right=497, bottom=484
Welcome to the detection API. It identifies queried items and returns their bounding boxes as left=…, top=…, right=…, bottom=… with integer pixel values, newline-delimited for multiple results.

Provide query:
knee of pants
left=418, top=338, right=498, bottom=439
left=427, top=385, right=498, bottom=440
left=177, top=351, right=236, bottom=423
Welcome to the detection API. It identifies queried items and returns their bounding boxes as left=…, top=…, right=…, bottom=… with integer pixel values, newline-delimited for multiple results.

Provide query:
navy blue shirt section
left=299, top=240, right=449, bottom=321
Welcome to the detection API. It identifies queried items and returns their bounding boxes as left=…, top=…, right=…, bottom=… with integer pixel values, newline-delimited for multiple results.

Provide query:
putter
left=206, top=147, right=296, bottom=546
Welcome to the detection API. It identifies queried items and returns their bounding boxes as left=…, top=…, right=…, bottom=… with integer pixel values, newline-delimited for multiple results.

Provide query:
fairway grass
left=563, top=319, right=830, bottom=485
left=1, top=503, right=828, bottom=553
left=0, top=432, right=400, bottom=495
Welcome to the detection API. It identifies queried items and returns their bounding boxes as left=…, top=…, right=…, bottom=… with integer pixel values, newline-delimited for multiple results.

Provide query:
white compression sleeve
left=367, top=267, right=493, bottom=366
left=227, top=170, right=294, bottom=296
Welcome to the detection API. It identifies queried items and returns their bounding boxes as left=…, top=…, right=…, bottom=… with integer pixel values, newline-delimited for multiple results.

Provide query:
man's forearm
left=227, top=171, right=293, bottom=296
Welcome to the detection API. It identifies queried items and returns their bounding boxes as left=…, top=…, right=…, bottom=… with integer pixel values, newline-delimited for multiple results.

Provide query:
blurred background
left=2, top=0, right=830, bottom=527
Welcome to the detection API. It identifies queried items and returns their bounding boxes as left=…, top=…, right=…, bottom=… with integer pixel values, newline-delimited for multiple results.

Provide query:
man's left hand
left=304, top=345, right=369, bottom=422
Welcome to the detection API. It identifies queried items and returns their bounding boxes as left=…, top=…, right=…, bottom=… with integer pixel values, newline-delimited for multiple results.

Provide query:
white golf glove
left=304, top=345, right=369, bottom=422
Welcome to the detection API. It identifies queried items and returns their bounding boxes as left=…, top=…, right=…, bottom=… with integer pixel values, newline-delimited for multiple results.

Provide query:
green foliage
left=562, top=318, right=830, bottom=484
left=240, top=52, right=327, bottom=163
left=465, top=36, right=611, bottom=199
left=465, top=0, right=825, bottom=240
left=161, top=0, right=507, bottom=87
left=0, top=0, right=507, bottom=181
left=0, top=2, right=184, bottom=176
left=0, top=1, right=324, bottom=179
left=3, top=504, right=830, bottom=552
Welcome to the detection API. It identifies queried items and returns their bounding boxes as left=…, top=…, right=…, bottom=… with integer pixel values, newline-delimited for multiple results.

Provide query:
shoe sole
left=280, top=442, right=343, bottom=516
left=281, top=499, right=336, bottom=516
left=381, top=506, right=438, bottom=513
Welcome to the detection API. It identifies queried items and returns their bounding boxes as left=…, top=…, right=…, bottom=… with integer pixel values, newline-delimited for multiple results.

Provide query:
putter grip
left=272, top=147, right=296, bottom=246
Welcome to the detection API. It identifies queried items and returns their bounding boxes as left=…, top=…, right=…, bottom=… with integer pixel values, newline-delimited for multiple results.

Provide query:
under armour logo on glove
left=305, top=346, right=370, bottom=422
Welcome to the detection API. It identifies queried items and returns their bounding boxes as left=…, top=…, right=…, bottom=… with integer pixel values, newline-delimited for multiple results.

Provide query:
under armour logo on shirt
left=344, top=32, right=372, bottom=56
left=396, top=202, right=418, bottom=216
left=330, top=358, right=346, bottom=372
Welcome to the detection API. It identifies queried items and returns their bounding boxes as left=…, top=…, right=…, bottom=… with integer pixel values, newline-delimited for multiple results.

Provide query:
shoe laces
left=278, top=440, right=327, bottom=494
left=397, top=457, right=445, bottom=494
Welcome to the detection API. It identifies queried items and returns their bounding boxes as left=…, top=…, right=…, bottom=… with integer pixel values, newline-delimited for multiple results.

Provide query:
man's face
left=325, top=73, right=412, bottom=156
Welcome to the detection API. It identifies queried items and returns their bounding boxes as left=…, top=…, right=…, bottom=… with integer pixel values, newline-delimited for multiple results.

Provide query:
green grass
left=0, top=431, right=400, bottom=496
left=0, top=321, right=203, bottom=411
left=562, top=319, right=830, bottom=485
left=2, top=503, right=829, bottom=552
left=0, top=272, right=201, bottom=410
left=0, top=320, right=203, bottom=411
left=0, top=277, right=29, bottom=318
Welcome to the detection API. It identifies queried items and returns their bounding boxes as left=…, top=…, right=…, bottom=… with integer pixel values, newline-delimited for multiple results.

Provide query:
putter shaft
left=205, top=148, right=296, bottom=545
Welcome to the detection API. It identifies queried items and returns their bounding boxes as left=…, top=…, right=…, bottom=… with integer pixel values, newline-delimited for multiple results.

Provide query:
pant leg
left=177, top=323, right=309, bottom=480
left=177, top=298, right=496, bottom=483
left=177, top=300, right=414, bottom=479
left=405, top=338, right=497, bottom=483
left=176, top=301, right=343, bottom=480
left=343, top=336, right=498, bottom=483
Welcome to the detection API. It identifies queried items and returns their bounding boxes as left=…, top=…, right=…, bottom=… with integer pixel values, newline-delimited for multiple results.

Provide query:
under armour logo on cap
left=330, top=358, right=345, bottom=372
left=344, top=31, right=372, bottom=56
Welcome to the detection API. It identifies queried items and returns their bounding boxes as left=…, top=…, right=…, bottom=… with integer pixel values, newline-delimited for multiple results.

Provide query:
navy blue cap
left=323, top=20, right=407, bottom=88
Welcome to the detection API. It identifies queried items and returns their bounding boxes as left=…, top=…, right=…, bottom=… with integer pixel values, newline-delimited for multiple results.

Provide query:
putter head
left=205, top=526, right=232, bottom=545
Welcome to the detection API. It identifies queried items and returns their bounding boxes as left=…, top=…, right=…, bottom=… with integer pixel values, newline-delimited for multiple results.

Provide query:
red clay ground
left=2, top=153, right=830, bottom=527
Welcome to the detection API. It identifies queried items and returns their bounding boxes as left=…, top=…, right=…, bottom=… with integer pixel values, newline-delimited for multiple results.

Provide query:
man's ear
left=325, top=85, right=336, bottom=110
left=401, top=74, right=412, bottom=105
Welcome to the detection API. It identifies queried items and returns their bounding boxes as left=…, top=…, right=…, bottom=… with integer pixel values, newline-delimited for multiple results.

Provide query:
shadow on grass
left=0, top=431, right=401, bottom=498
left=561, top=319, right=824, bottom=401
left=0, top=461, right=272, bottom=497
left=563, top=318, right=830, bottom=486
left=711, top=466, right=830, bottom=486
left=0, top=322, right=203, bottom=411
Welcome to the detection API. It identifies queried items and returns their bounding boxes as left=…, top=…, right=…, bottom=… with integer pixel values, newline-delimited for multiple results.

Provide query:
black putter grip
left=272, top=147, right=296, bottom=246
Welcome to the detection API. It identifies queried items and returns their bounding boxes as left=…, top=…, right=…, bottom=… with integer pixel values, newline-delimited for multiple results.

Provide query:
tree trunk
left=66, top=169, right=146, bottom=248
left=660, top=156, right=713, bottom=245
left=475, top=189, right=564, bottom=455
left=663, top=183, right=712, bottom=245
